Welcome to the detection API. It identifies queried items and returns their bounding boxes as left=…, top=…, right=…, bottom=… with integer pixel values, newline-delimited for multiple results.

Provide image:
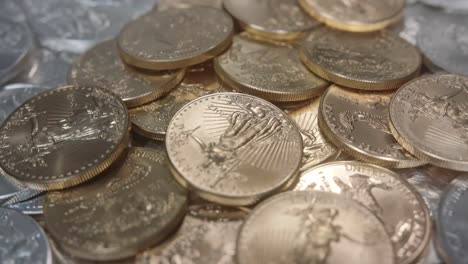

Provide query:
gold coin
left=0, top=85, right=130, bottom=191
left=237, top=190, right=395, bottom=264
left=129, top=61, right=229, bottom=141
left=389, top=74, right=468, bottom=171
left=223, top=0, right=320, bottom=41
left=44, top=147, right=188, bottom=261
left=318, top=85, right=425, bottom=168
left=68, top=40, right=185, bottom=108
left=298, top=0, right=405, bottom=32
left=215, top=34, right=328, bottom=102
left=295, top=161, right=432, bottom=264
left=118, top=6, right=234, bottom=70
left=300, top=27, right=422, bottom=90
left=286, top=97, right=338, bottom=171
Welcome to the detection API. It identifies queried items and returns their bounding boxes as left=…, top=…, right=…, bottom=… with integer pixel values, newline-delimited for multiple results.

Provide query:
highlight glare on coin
left=166, top=93, right=303, bottom=206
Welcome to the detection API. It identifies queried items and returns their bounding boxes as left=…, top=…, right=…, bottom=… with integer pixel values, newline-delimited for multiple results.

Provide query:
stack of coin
left=1, top=0, right=468, bottom=263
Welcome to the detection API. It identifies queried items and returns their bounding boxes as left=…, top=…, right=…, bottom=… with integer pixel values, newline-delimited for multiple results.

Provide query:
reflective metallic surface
left=166, top=93, right=303, bottom=206
left=286, top=97, right=338, bottom=171
left=0, top=86, right=130, bottom=190
left=118, top=7, right=234, bottom=70
left=389, top=74, right=468, bottom=171
left=296, top=161, right=431, bottom=264
left=319, top=85, right=423, bottom=168
left=129, top=61, right=228, bottom=141
left=68, top=40, right=185, bottom=107
left=0, top=207, right=52, bottom=264
left=159, top=0, right=223, bottom=9
left=437, top=176, right=468, bottom=264
left=44, top=147, right=188, bottom=261
left=0, top=17, right=34, bottom=86
left=137, top=215, right=242, bottom=264
left=7, top=194, right=45, bottom=215
left=237, top=191, right=395, bottom=264
left=418, top=14, right=468, bottom=76
left=223, top=0, right=319, bottom=40
left=300, top=27, right=422, bottom=90
left=214, top=33, right=328, bottom=102
left=299, top=0, right=405, bottom=32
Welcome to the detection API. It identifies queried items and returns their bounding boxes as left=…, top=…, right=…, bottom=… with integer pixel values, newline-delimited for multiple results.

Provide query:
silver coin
left=0, top=84, right=48, bottom=203
left=137, top=215, right=242, bottom=264
left=0, top=207, right=52, bottom=263
left=22, top=0, right=156, bottom=45
left=437, top=176, right=468, bottom=264
left=396, top=165, right=460, bottom=219
left=7, top=194, right=45, bottom=215
left=0, top=17, right=34, bottom=85
left=420, top=0, right=468, bottom=12
left=15, top=47, right=79, bottom=88
left=418, top=13, right=468, bottom=75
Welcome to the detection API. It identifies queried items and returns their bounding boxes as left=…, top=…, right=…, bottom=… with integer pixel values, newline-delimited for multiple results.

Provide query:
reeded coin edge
left=0, top=86, right=132, bottom=190
left=388, top=77, right=468, bottom=171
left=165, top=92, right=303, bottom=206
left=317, top=95, right=425, bottom=168
left=299, top=160, right=432, bottom=264
left=117, top=9, right=234, bottom=70
left=214, top=54, right=328, bottom=102
left=299, top=48, right=422, bottom=90
left=298, top=0, right=405, bottom=32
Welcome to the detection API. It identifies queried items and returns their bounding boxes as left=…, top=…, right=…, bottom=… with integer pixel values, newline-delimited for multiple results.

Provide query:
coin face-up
left=389, top=74, right=468, bottom=171
left=296, top=161, right=431, bottom=264
left=298, top=0, right=405, bottom=32
left=0, top=208, right=52, bottom=264
left=118, top=6, right=234, bottom=70
left=68, top=40, right=185, bottom=108
left=0, top=17, right=34, bottom=85
left=319, top=85, right=424, bottom=168
left=44, top=147, right=188, bottom=261
left=237, top=191, right=395, bottom=264
left=300, top=27, right=421, bottom=90
left=418, top=14, right=468, bottom=76
left=214, top=34, right=328, bottom=102
left=137, top=215, right=242, bottom=264
left=223, top=0, right=319, bottom=41
left=129, top=61, right=228, bottom=141
left=0, top=86, right=130, bottom=190
left=286, top=97, right=338, bottom=171
left=7, top=194, right=45, bottom=215
left=437, top=176, right=468, bottom=264
left=166, top=93, right=303, bottom=206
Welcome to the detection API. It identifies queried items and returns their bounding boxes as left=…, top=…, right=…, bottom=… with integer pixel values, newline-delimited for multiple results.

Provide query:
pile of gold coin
left=1, top=0, right=468, bottom=263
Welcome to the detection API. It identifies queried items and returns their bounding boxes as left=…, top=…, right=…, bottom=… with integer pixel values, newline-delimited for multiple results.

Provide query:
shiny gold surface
left=319, top=85, right=425, bottom=168
left=300, top=27, right=421, bottom=90
left=215, top=33, right=328, bottom=102
left=299, top=0, right=405, bottom=32
left=118, top=7, right=234, bottom=70
left=68, top=40, right=185, bottom=108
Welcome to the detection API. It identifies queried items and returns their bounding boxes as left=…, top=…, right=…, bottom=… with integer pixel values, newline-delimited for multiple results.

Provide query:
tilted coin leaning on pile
left=0, top=0, right=468, bottom=263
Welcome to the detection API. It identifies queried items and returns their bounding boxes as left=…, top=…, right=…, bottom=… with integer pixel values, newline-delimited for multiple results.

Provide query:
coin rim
left=317, top=85, right=425, bottom=168
left=165, top=92, right=303, bottom=206
left=117, top=7, right=235, bottom=70
left=223, top=0, right=318, bottom=41
left=236, top=190, right=396, bottom=264
left=299, top=30, right=422, bottom=90
left=214, top=36, right=329, bottom=102
left=298, top=160, right=432, bottom=264
left=388, top=74, right=468, bottom=171
left=298, top=0, right=405, bottom=32
left=43, top=147, right=188, bottom=261
left=67, top=40, right=186, bottom=108
left=0, top=85, right=131, bottom=190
